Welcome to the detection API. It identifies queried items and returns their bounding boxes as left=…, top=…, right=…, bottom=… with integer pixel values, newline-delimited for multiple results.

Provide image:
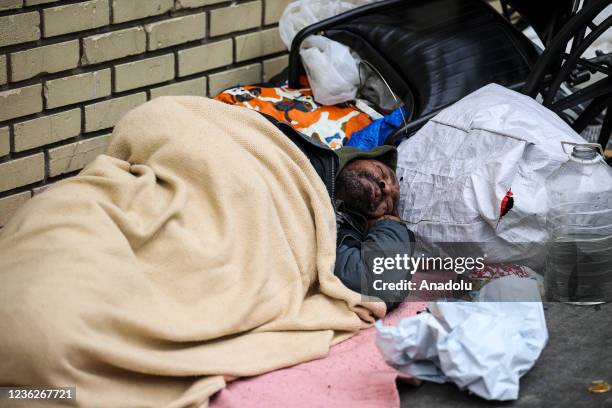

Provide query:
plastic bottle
left=545, top=143, right=612, bottom=304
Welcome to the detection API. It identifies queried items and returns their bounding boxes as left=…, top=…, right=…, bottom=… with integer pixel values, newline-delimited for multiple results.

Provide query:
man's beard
left=336, top=169, right=382, bottom=218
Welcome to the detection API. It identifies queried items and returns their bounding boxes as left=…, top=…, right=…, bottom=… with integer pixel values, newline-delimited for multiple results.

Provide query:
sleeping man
left=268, top=116, right=416, bottom=308
left=0, top=97, right=415, bottom=406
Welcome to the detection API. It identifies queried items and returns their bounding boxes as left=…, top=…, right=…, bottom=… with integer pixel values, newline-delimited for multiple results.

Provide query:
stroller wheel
left=522, top=0, right=612, bottom=149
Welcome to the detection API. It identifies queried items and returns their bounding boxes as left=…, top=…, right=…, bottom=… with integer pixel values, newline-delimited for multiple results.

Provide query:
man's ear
left=335, top=177, right=347, bottom=200
left=335, top=166, right=351, bottom=198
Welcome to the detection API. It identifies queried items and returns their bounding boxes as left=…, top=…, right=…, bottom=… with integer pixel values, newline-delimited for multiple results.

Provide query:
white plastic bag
left=279, top=0, right=375, bottom=46
left=299, top=36, right=361, bottom=105
left=279, top=0, right=381, bottom=105
left=376, top=294, right=548, bottom=400
left=396, top=84, right=586, bottom=270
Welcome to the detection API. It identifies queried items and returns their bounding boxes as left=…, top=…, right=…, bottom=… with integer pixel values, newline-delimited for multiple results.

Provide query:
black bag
left=288, top=0, right=539, bottom=120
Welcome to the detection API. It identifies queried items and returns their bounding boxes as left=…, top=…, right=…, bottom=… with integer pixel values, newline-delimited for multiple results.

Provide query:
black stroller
left=286, top=0, right=612, bottom=148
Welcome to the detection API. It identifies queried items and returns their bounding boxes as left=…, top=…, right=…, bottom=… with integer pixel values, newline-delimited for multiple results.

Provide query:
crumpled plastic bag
left=279, top=0, right=381, bottom=105
left=375, top=278, right=548, bottom=400
left=279, top=0, right=375, bottom=46
left=300, top=36, right=362, bottom=105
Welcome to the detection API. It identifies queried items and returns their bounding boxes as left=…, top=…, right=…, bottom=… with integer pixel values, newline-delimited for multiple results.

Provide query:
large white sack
left=396, top=84, right=586, bottom=270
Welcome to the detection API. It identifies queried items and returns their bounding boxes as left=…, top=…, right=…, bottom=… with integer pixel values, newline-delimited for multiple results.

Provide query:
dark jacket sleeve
left=334, top=218, right=415, bottom=309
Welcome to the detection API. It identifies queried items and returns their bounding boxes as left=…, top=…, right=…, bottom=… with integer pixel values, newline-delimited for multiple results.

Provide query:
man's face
left=336, top=159, right=400, bottom=219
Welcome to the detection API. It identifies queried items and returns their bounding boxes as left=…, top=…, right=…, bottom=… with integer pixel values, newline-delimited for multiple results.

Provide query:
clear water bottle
left=545, top=143, right=612, bottom=304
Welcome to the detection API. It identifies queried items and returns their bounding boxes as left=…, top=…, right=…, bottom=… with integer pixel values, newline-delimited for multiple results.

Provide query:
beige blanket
left=0, top=97, right=385, bottom=407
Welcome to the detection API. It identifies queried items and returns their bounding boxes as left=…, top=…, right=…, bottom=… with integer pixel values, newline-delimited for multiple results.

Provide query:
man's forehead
left=348, top=158, right=384, bottom=167
left=348, top=158, right=394, bottom=173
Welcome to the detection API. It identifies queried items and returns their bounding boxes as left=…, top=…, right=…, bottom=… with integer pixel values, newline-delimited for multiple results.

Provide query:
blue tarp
left=345, top=106, right=407, bottom=150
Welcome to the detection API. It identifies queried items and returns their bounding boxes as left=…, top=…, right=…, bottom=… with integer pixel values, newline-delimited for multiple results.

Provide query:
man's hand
left=367, top=214, right=401, bottom=229
left=377, top=214, right=401, bottom=222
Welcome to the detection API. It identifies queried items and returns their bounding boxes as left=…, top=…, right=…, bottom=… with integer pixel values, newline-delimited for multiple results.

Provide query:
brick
left=32, top=183, right=54, bottom=195
left=43, top=0, right=110, bottom=37
left=150, top=77, right=207, bottom=99
left=45, top=69, right=111, bottom=109
left=112, top=0, right=173, bottom=24
left=178, top=39, right=232, bottom=77
left=0, top=0, right=22, bottom=12
left=0, top=12, right=40, bottom=47
left=10, top=41, right=80, bottom=82
left=0, top=154, right=44, bottom=192
left=0, top=84, right=43, bottom=122
left=48, top=134, right=110, bottom=177
left=0, top=127, right=9, bottom=157
left=145, top=13, right=206, bottom=51
left=263, top=54, right=288, bottom=81
left=235, top=28, right=286, bottom=62
left=210, top=1, right=262, bottom=37
left=82, top=27, right=146, bottom=65
left=85, top=93, right=146, bottom=132
left=0, top=191, right=31, bottom=227
left=25, top=0, right=59, bottom=4
left=208, top=63, right=261, bottom=96
left=175, top=0, right=225, bottom=9
left=265, top=0, right=292, bottom=25
left=0, top=55, right=6, bottom=85
left=13, top=108, right=81, bottom=152
left=114, top=54, right=174, bottom=92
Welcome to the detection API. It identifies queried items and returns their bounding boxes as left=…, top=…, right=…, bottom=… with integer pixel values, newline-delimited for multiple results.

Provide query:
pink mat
left=209, top=270, right=463, bottom=408
left=210, top=300, right=426, bottom=408
left=211, top=267, right=519, bottom=407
